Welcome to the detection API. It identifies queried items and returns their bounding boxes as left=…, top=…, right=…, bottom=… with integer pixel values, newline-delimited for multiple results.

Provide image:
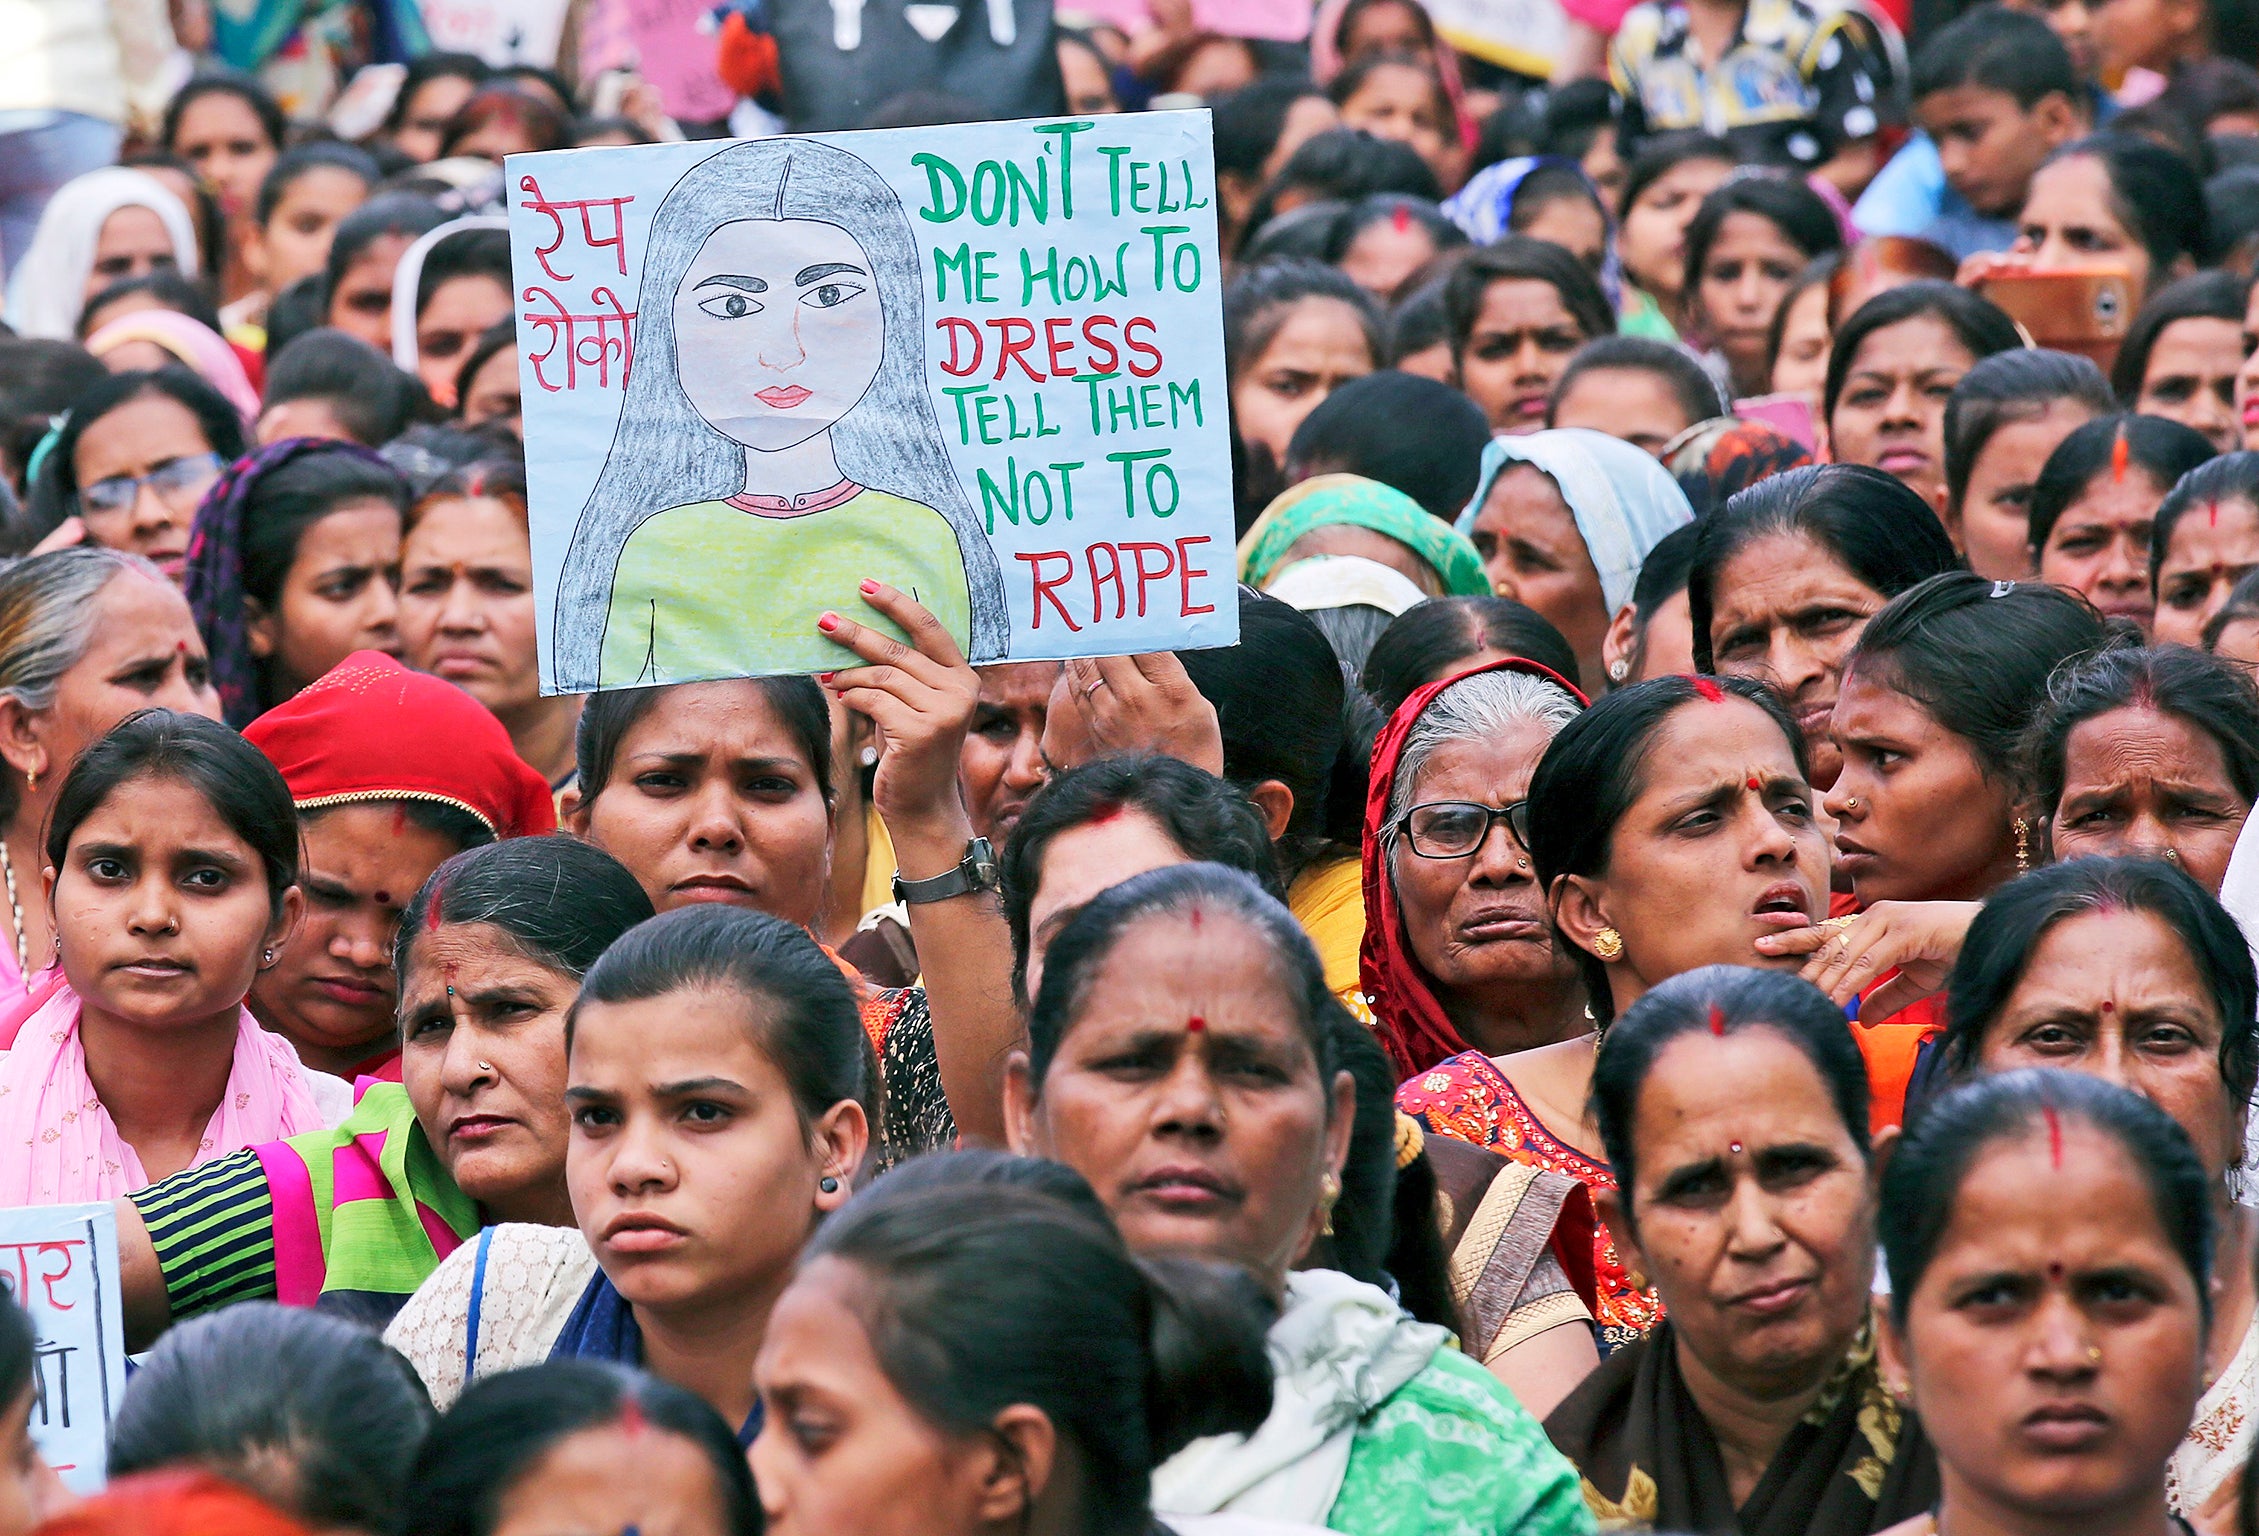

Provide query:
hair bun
left=1136, top=1254, right=1276, bottom=1465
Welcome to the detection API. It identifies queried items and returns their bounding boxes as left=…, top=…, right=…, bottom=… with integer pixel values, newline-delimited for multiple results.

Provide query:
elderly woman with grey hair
left=1362, top=657, right=1590, bottom=1076
left=0, top=546, right=219, bottom=993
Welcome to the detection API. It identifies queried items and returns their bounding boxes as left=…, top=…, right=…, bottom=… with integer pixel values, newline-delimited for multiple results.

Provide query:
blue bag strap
left=464, top=1226, right=495, bottom=1386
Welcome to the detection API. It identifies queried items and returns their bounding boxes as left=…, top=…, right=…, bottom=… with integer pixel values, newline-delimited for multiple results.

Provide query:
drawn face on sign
left=672, top=218, right=886, bottom=454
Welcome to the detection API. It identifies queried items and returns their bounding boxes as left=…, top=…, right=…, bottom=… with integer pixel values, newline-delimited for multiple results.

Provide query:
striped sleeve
left=129, top=1149, right=280, bottom=1318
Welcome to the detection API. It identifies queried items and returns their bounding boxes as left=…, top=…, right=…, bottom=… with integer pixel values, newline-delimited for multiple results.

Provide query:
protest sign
left=0, top=1203, right=124, bottom=1493
left=508, top=111, right=1237, bottom=694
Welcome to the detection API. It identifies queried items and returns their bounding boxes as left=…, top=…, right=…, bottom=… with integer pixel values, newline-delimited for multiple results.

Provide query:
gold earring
left=1592, top=927, right=1624, bottom=961
left=1626, top=1268, right=1649, bottom=1291
left=1318, top=1173, right=1341, bottom=1236
left=25, top=768, right=35, bottom=795
left=2014, top=817, right=2031, bottom=872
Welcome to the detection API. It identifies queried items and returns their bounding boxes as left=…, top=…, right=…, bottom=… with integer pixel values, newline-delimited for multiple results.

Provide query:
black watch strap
left=892, top=837, right=1000, bottom=905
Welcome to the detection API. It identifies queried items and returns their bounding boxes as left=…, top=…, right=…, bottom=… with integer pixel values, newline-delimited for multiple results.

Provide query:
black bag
left=768, top=0, right=1067, bottom=132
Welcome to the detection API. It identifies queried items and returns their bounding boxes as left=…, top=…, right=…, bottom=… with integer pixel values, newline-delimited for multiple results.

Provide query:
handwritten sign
left=0, top=1204, right=123, bottom=1493
left=507, top=112, right=1237, bottom=694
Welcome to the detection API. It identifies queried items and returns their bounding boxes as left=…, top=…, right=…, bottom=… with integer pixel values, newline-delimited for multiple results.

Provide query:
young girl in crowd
left=183, top=437, right=410, bottom=727
left=2030, top=414, right=2217, bottom=634
left=0, top=709, right=332, bottom=1204
left=392, top=223, right=512, bottom=410
left=224, top=144, right=380, bottom=350
left=1610, top=134, right=1736, bottom=337
left=1679, top=175, right=1845, bottom=401
left=2112, top=271, right=2246, bottom=452
left=754, top=1153, right=1278, bottom=1536
left=119, top=834, right=654, bottom=1341
left=320, top=196, right=451, bottom=355
left=385, top=904, right=872, bottom=1443
left=0, top=550, right=218, bottom=996
left=1822, top=283, right=2022, bottom=513
left=1942, top=349, right=2117, bottom=581
left=2151, top=452, right=2259, bottom=647
left=159, top=75, right=284, bottom=307
left=1445, top=239, right=1617, bottom=436
left=1879, top=1070, right=2214, bottom=1536
left=1224, top=260, right=1383, bottom=524
left=396, top=459, right=578, bottom=791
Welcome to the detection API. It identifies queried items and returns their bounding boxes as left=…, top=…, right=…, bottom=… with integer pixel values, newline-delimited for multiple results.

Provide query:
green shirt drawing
left=597, top=482, right=975, bottom=685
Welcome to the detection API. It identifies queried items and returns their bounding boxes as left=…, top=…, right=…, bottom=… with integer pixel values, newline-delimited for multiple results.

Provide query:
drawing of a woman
left=552, top=136, right=1009, bottom=689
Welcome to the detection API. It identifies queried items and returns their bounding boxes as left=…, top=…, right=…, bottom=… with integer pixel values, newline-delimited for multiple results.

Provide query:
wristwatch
left=892, top=837, right=1000, bottom=905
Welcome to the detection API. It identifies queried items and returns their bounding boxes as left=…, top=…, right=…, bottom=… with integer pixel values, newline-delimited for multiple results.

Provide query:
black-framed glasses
left=77, top=452, right=223, bottom=520
left=1392, top=800, right=1532, bottom=859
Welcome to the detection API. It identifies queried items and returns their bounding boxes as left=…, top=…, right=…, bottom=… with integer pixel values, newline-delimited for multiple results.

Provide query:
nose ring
left=1842, top=797, right=1860, bottom=813
left=476, top=1061, right=493, bottom=1073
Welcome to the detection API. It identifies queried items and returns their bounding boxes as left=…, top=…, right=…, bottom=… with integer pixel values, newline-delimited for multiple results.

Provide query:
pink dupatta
left=0, top=975, right=329, bottom=1204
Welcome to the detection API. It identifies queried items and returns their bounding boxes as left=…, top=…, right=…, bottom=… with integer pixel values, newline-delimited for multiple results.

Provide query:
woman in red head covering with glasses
left=244, top=650, right=555, bottom=1081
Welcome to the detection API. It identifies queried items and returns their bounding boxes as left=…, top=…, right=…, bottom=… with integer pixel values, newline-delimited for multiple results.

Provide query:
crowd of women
left=13, top=0, right=2259, bottom=1533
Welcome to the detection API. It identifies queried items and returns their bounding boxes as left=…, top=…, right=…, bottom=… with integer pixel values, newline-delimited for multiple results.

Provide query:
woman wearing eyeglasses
left=1397, top=671, right=1835, bottom=1351
left=19, top=369, right=247, bottom=576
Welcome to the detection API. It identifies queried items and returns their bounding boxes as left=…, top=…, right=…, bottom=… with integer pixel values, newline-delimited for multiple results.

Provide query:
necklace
left=0, top=839, right=31, bottom=992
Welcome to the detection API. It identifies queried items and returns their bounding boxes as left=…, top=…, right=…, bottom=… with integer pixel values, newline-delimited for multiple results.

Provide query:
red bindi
left=2101, top=999, right=2114, bottom=1011
left=2044, top=1103, right=2064, bottom=1168
left=1189, top=904, right=1202, bottom=932
left=1185, top=1015, right=1207, bottom=1033
left=175, top=640, right=187, bottom=653
left=1746, top=776, right=1762, bottom=792
left=373, top=890, right=391, bottom=906
left=2111, top=427, right=2130, bottom=484
left=1391, top=203, right=1411, bottom=234
left=2047, top=1260, right=2065, bottom=1281
left=1691, top=677, right=1724, bottom=703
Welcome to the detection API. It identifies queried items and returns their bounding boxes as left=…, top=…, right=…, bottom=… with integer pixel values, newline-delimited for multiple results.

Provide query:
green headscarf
left=1237, top=474, right=1491, bottom=598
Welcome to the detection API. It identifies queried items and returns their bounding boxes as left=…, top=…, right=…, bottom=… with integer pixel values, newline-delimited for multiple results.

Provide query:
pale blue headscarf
left=1441, top=155, right=1624, bottom=309
left=1456, top=428, right=1696, bottom=615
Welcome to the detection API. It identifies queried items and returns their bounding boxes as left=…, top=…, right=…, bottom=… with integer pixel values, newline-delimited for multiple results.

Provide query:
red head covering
left=243, top=651, right=557, bottom=839
left=35, top=1471, right=316, bottom=1536
left=1361, top=656, right=1589, bottom=1080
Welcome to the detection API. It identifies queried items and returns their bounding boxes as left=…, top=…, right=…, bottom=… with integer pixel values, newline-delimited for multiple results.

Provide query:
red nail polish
left=859, top=579, right=880, bottom=595
left=818, top=612, right=840, bottom=632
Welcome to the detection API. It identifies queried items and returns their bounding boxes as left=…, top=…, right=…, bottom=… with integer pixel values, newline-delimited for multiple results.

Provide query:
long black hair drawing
left=551, top=136, right=1010, bottom=690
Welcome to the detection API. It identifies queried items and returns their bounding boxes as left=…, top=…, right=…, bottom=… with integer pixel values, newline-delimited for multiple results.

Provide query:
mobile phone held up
left=1972, top=266, right=2137, bottom=372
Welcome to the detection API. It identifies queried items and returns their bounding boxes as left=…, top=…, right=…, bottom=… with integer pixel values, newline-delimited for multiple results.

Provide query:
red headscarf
left=35, top=1471, right=316, bottom=1536
left=244, top=651, right=557, bottom=839
left=1361, top=656, right=1588, bottom=1080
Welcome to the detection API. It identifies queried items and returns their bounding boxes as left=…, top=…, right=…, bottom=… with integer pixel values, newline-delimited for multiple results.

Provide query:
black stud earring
left=819, top=1175, right=841, bottom=1194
